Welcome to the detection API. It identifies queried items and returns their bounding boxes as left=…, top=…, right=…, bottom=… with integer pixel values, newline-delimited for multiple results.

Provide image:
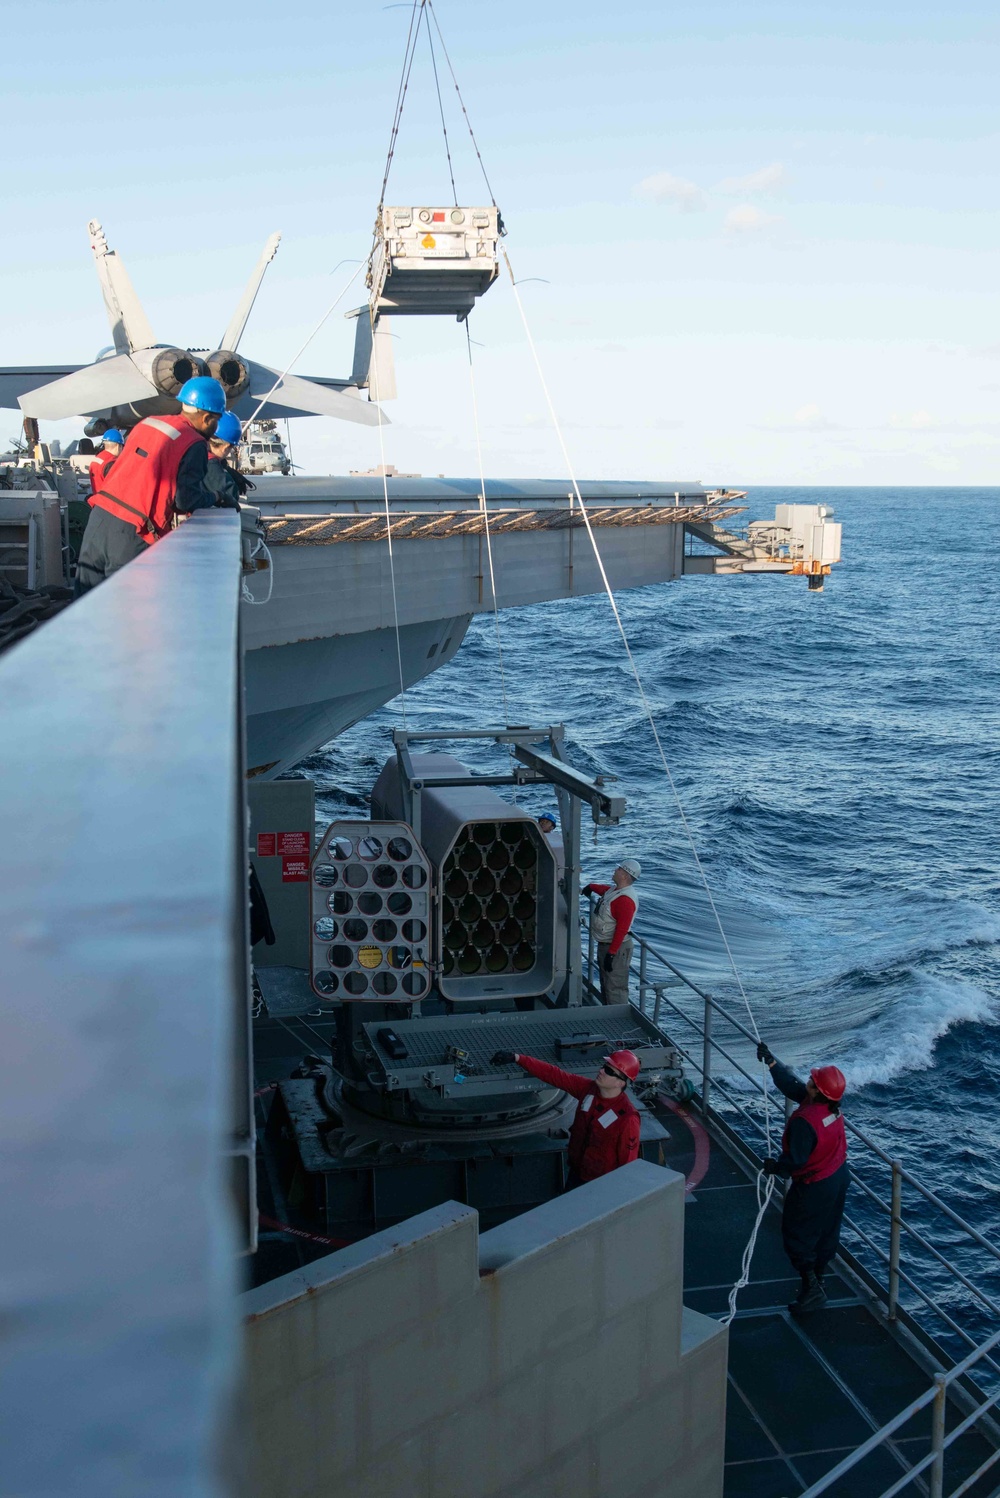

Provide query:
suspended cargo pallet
left=368, top=205, right=501, bottom=319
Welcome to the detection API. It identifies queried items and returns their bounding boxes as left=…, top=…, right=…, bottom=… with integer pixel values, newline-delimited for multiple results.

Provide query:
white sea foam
left=844, top=974, right=999, bottom=1088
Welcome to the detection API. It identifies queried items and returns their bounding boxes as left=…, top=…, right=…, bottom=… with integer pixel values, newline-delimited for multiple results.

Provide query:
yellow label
left=421, top=233, right=437, bottom=249
left=357, top=944, right=382, bottom=969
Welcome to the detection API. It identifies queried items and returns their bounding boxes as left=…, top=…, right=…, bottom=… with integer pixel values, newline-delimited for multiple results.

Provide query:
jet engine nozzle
left=206, top=350, right=250, bottom=402
left=149, top=347, right=208, bottom=397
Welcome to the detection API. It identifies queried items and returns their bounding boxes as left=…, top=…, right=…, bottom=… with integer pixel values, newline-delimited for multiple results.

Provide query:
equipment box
left=368, top=205, right=501, bottom=319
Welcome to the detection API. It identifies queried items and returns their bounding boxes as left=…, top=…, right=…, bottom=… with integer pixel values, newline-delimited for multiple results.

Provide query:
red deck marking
left=659, top=1095, right=711, bottom=1193
left=258, top=1213, right=352, bottom=1250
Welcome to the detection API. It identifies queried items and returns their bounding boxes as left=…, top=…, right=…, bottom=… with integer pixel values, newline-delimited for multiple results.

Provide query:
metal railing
left=583, top=901, right=1000, bottom=1497
left=796, top=1330, right=1000, bottom=1498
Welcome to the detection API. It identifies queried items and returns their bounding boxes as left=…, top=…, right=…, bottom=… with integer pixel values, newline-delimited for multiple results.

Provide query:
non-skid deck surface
left=654, top=1105, right=1000, bottom=1498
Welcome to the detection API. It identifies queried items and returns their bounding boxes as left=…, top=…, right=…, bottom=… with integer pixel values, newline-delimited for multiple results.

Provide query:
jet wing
left=0, top=367, right=85, bottom=410
left=237, top=362, right=388, bottom=426
left=18, top=356, right=159, bottom=420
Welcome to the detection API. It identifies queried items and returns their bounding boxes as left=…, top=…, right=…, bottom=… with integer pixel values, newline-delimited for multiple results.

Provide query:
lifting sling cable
left=377, top=0, right=427, bottom=214
left=464, top=323, right=514, bottom=730
left=425, top=0, right=499, bottom=206
left=499, top=244, right=777, bottom=1318
left=426, top=17, right=458, bottom=207
left=367, top=301, right=409, bottom=725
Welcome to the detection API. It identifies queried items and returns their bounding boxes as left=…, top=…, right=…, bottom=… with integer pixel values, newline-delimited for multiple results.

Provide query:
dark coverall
left=76, top=443, right=216, bottom=592
left=769, top=1059, right=850, bottom=1280
left=204, top=455, right=252, bottom=509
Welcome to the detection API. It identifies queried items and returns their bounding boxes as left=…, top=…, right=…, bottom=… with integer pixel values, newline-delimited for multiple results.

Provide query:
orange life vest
left=93, top=414, right=204, bottom=544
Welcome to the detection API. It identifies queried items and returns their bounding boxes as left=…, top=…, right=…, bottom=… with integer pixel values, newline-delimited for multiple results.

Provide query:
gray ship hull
left=242, top=475, right=746, bottom=776
left=244, top=617, right=469, bottom=777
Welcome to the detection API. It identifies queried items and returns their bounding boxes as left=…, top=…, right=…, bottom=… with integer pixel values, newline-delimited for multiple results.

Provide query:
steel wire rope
left=426, top=15, right=458, bottom=205
left=377, top=0, right=427, bottom=213
left=498, top=243, right=777, bottom=1316
left=425, top=0, right=499, bottom=206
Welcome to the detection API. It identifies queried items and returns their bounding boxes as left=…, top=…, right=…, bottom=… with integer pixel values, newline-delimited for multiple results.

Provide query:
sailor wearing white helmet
left=583, top=858, right=641, bottom=1005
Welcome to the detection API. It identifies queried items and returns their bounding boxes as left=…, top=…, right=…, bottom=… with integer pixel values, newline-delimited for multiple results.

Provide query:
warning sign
left=256, top=833, right=276, bottom=857
left=277, top=830, right=310, bottom=857
left=281, top=855, right=309, bottom=883
left=421, top=233, right=436, bottom=249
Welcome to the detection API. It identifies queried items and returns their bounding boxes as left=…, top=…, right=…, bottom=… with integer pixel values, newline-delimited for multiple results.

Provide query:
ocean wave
left=842, top=974, right=998, bottom=1087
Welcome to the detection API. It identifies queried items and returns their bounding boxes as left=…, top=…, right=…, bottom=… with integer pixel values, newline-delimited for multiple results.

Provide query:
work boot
left=789, top=1270, right=827, bottom=1315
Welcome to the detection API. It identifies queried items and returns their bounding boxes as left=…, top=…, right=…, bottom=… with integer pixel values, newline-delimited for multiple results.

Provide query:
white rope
left=464, top=324, right=513, bottom=726
left=241, top=539, right=274, bottom=606
left=721, top=1172, right=776, bottom=1325
left=500, top=241, right=779, bottom=1318
left=500, top=249, right=763, bottom=1038
left=463, top=322, right=519, bottom=797
left=240, top=261, right=366, bottom=434
left=368, top=303, right=408, bottom=726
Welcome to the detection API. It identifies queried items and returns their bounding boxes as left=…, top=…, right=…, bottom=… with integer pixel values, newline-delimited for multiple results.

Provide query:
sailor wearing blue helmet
left=76, top=376, right=227, bottom=591
left=205, top=411, right=254, bottom=510
left=87, top=428, right=125, bottom=500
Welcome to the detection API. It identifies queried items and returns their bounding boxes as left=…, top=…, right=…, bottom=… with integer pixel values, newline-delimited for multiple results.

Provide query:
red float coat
left=515, top=1055, right=641, bottom=1182
left=92, top=414, right=204, bottom=544
left=88, top=452, right=117, bottom=502
left=782, top=1100, right=847, bottom=1184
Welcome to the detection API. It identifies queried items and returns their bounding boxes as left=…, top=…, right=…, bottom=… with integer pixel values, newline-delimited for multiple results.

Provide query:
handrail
left=796, top=1329, right=1000, bottom=1498
left=586, top=899, right=1000, bottom=1331
left=583, top=897, right=1000, bottom=1495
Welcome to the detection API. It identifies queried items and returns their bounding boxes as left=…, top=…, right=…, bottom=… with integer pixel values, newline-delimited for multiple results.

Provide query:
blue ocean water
left=303, top=487, right=1000, bottom=1339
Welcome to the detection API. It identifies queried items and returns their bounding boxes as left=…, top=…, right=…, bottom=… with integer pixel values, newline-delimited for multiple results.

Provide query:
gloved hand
left=603, top=952, right=615, bottom=973
left=491, top=1050, right=517, bottom=1066
left=756, top=1041, right=775, bottom=1066
left=761, top=1157, right=781, bottom=1176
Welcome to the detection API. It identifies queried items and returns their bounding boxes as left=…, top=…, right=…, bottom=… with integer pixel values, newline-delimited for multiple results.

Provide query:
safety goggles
left=601, top=1063, right=627, bottom=1083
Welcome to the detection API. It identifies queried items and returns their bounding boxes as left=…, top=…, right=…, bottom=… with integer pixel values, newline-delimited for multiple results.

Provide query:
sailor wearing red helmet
left=757, top=1042, right=850, bottom=1315
left=490, top=1047, right=642, bottom=1188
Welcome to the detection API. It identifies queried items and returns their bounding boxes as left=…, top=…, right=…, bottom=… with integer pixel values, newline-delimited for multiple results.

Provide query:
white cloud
left=889, top=409, right=935, bottom=430
left=717, top=162, right=787, bottom=194
left=757, top=405, right=841, bottom=432
left=634, top=172, right=707, bottom=212
left=724, top=204, right=783, bottom=234
left=795, top=403, right=823, bottom=425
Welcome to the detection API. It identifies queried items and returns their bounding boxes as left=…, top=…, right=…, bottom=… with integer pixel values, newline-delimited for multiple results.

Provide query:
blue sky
left=5, top=0, right=1000, bottom=483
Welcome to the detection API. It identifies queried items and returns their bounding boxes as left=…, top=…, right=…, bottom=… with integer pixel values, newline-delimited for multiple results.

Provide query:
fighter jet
left=0, top=221, right=394, bottom=432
